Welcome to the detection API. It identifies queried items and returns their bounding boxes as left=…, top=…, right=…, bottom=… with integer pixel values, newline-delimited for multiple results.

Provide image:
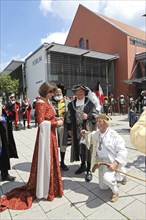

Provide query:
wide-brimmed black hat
left=71, top=84, right=89, bottom=93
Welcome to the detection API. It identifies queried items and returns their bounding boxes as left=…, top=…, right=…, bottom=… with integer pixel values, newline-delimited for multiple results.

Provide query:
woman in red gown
left=0, top=82, right=64, bottom=212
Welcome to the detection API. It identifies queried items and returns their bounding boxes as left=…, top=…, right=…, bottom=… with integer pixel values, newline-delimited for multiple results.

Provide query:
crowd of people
left=2, top=93, right=33, bottom=131
left=2, top=89, right=146, bottom=132
left=102, top=91, right=146, bottom=127
left=0, top=81, right=145, bottom=212
left=102, top=91, right=146, bottom=116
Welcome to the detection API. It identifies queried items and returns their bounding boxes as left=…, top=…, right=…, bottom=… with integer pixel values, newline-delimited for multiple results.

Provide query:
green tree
left=0, top=73, right=19, bottom=97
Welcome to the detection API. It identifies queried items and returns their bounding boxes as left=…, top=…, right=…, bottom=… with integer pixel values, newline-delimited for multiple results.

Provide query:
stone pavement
left=0, top=114, right=146, bottom=220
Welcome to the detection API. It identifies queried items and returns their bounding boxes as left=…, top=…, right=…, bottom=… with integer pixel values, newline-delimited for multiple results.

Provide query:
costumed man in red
left=14, top=99, right=21, bottom=130
left=32, top=96, right=40, bottom=127
left=22, top=97, right=32, bottom=129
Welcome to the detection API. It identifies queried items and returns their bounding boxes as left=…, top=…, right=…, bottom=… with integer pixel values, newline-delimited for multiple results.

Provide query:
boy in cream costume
left=81, top=114, right=127, bottom=202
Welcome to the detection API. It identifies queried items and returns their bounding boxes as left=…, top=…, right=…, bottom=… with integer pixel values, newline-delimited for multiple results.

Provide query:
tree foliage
left=0, top=73, right=19, bottom=97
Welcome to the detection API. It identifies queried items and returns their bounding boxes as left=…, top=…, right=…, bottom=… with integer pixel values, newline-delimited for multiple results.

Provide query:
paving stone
left=0, top=209, right=11, bottom=220
left=121, top=199, right=146, bottom=220
left=64, top=186, right=97, bottom=208
left=46, top=202, right=85, bottom=219
left=87, top=202, right=127, bottom=219
left=11, top=205, right=48, bottom=220
left=0, top=114, right=145, bottom=220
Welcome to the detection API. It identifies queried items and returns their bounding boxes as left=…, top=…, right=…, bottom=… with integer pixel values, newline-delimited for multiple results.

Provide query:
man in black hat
left=67, top=84, right=98, bottom=182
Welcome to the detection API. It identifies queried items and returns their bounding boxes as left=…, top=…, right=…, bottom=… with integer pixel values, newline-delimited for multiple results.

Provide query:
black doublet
left=0, top=110, right=18, bottom=172
left=67, top=97, right=97, bottom=161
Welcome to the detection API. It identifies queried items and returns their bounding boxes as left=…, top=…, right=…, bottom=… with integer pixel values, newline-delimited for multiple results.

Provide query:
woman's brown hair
left=38, top=82, right=56, bottom=98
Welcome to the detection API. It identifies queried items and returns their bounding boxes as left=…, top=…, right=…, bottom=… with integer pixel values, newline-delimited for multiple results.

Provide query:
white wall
left=25, top=46, right=47, bottom=108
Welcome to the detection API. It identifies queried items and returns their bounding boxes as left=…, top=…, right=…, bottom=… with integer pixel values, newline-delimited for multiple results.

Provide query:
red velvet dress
left=0, top=101, right=64, bottom=212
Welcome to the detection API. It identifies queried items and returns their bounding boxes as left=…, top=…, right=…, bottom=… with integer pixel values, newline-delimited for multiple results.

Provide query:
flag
left=99, top=84, right=104, bottom=105
left=94, top=81, right=104, bottom=105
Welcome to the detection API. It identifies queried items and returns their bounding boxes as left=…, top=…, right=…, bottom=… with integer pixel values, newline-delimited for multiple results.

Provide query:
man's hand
left=82, top=113, right=88, bottom=120
left=57, top=119, right=64, bottom=126
left=108, top=161, right=119, bottom=171
left=80, top=129, right=87, bottom=137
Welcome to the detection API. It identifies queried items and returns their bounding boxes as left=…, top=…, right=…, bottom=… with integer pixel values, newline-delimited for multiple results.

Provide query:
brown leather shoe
left=110, top=193, right=119, bottom=202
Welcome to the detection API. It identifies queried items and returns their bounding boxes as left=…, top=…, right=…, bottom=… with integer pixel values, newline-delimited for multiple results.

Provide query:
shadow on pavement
left=12, top=162, right=31, bottom=172
left=63, top=178, right=111, bottom=209
left=126, top=155, right=146, bottom=172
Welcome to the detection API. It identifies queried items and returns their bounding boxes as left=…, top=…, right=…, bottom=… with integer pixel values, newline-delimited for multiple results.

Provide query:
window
left=47, top=52, right=114, bottom=94
left=130, top=37, right=146, bottom=48
left=79, top=38, right=84, bottom=49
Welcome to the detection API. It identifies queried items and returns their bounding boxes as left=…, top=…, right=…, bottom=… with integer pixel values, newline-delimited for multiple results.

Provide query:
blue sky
left=0, top=0, right=145, bottom=71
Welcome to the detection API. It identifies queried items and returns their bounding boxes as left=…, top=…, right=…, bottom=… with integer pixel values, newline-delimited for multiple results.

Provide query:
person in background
left=103, top=96, right=109, bottom=115
left=141, top=90, right=146, bottom=109
left=109, top=94, right=116, bottom=116
left=118, top=95, right=126, bottom=114
left=6, top=94, right=16, bottom=129
left=22, top=97, right=32, bottom=129
left=81, top=114, right=127, bottom=202
left=0, top=81, right=64, bottom=212
left=0, top=97, right=18, bottom=181
left=14, top=99, right=21, bottom=130
left=52, top=87, right=70, bottom=171
left=127, top=94, right=138, bottom=128
left=32, top=96, right=40, bottom=127
left=67, top=84, right=98, bottom=182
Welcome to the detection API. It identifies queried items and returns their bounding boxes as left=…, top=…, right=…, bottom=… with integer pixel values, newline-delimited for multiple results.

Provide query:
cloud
left=39, top=0, right=145, bottom=50
left=103, top=1, right=145, bottom=30
left=39, top=0, right=145, bottom=31
left=41, top=29, right=69, bottom=44
left=39, top=0, right=52, bottom=16
left=39, top=0, right=101, bottom=21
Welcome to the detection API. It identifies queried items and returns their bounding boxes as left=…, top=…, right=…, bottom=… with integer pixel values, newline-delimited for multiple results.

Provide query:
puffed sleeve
left=113, top=132, right=128, bottom=165
left=35, top=102, right=46, bottom=125
left=130, top=110, right=146, bottom=154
